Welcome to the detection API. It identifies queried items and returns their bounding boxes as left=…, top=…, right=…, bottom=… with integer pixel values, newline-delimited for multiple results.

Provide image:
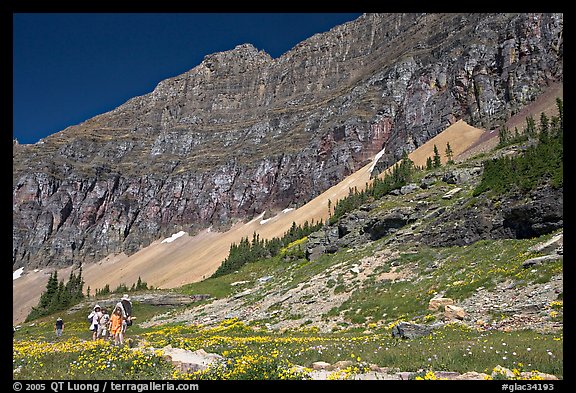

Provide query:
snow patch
left=248, top=212, right=266, bottom=225
left=369, top=147, right=386, bottom=174
left=282, top=208, right=294, bottom=214
left=260, top=217, right=275, bottom=225
left=13, top=267, right=24, bottom=281
left=161, top=231, right=187, bottom=244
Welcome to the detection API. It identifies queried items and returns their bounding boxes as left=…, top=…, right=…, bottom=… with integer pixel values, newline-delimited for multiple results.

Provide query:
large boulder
left=444, top=305, right=466, bottom=321
left=428, top=297, right=454, bottom=311
left=400, top=183, right=420, bottom=195
left=391, top=322, right=439, bottom=339
left=161, top=347, right=224, bottom=373
left=522, top=254, right=563, bottom=268
left=441, top=167, right=482, bottom=184
left=312, top=361, right=334, bottom=371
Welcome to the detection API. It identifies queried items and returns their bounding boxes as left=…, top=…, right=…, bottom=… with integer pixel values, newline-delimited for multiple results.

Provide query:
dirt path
left=13, top=120, right=485, bottom=325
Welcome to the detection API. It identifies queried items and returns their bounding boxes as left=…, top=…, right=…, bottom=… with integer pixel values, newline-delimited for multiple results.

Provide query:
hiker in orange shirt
left=109, top=305, right=124, bottom=346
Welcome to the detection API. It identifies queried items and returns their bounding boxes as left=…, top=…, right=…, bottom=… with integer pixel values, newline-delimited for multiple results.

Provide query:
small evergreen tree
left=445, top=142, right=454, bottom=164
left=433, top=144, right=442, bottom=168
left=556, top=97, right=563, bottom=130
left=498, top=125, right=509, bottom=147
left=39, top=271, right=59, bottom=309
left=525, top=116, right=537, bottom=139
left=426, top=156, right=433, bottom=170
left=539, top=112, right=549, bottom=144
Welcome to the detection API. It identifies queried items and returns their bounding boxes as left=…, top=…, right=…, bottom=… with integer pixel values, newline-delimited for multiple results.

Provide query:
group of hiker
left=55, top=294, right=135, bottom=346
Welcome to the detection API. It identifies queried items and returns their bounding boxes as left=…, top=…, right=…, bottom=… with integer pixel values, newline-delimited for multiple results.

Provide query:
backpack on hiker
left=121, top=297, right=132, bottom=318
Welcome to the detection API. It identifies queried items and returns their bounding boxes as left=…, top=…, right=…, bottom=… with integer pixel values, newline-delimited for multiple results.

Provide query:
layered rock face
left=13, top=13, right=563, bottom=269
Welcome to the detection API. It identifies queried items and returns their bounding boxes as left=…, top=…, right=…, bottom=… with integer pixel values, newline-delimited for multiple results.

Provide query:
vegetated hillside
left=13, top=13, right=562, bottom=272
left=165, top=111, right=562, bottom=334
left=14, top=102, right=563, bottom=381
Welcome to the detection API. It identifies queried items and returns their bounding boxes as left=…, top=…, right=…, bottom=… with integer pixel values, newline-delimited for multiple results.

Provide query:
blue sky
left=13, top=13, right=363, bottom=144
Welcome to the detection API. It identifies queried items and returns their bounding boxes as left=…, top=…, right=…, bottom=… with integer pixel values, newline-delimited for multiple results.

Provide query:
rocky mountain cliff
left=13, top=13, right=563, bottom=270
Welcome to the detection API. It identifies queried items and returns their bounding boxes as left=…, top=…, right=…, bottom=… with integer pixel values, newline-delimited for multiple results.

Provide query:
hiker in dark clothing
left=116, top=294, right=135, bottom=334
left=55, top=317, right=64, bottom=337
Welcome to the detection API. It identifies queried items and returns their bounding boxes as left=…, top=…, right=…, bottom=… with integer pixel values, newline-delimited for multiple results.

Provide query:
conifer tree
left=433, top=144, right=442, bottom=168
left=539, top=112, right=549, bottom=144
left=556, top=97, right=563, bottom=130
left=445, top=142, right=454, bottom=164
left=498, top=125, right=509, bottom=146
left=39, top=271, right=59, bottom=309
left=525, top=116, right=536, bottom=138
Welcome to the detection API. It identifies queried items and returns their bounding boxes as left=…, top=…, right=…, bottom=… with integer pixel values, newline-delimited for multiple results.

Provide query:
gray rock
left=306, top=227, right=340, bottom=261
left=232, top=289, right=252, bottom=299
left=420, top=174, right=438, bottom=189
left=455, top=372, right=491, bottom=380
left=397, top=372, right=414, bottom=380
left=442, top=167, right=482, bottom=185
left=442, top=187, right=463, bottom=199
left=522, top=254, right=563, bottom=268
left=434, top=371, right=462, bottom=379
left=400, top=183, right=420, bottom=195
left=528, top=232, right=563, bottom=254
left=338, top=210, right=369, bottom=237
left=503, top=186, right=563, bottom=238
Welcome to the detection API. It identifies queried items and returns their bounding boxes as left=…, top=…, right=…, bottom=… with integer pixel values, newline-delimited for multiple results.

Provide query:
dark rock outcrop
left=305, top=170, right=562, bottom=259
left=306, top=206, right=416, bottom=260
left=502, top=186, right=564, bottom=238
left=13, top=13, right=563, bottom=270
left=420, top=184, right=563, bottom=247
left=306, top=227, right=340, bottom=261
left=363, top=207, right=415, bottom=241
